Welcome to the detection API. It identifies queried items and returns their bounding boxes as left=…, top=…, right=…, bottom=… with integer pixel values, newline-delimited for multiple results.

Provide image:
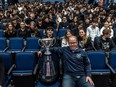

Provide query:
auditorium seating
left=0, top=37, right=8, bottom=52
left=109, top=52, right=116, bottom=87
left=0, top=52, right=14, bottom=87
left=87, top=51, right=111, bottom=87
left=12, top=52, right=38, bottom=87
left=36, top=82, right=60, bottom=87
left=7, top=38, right=25, bottom=53
left=39, top=29, right=44, bottom=38
left=24, top=37, right=40, bottom=52
left=0, top=30, right=3, bottom=37
left=58, top=29, right=67, bottom=37
left=0, top=36, right=115, bottom=87
left=109, top=52, right=116, bottom=73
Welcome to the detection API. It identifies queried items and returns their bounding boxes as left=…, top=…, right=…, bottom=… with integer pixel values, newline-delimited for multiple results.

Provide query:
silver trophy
left=39, top=38, right=55, bottom=55
left=39, top=38, right=57, bottom=82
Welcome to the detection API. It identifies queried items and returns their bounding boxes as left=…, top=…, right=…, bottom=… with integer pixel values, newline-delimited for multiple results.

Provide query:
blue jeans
left=62, top=74, right=94, bottom=87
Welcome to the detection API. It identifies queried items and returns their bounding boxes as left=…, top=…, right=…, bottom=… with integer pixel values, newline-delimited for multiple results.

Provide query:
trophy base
left=39, top=74, right=58, bottom=86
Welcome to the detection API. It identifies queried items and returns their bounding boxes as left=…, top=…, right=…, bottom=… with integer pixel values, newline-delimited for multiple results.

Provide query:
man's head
left=92, top=19, right=98, bottom=28
left=102, top=29, right=111, bottom=39
left=104, top=22, right=109, bottom=29
left=68, top=36, right=78, bottom=51
left=20, top=22, right=25, bottom=29
left=46, top=26, right=53, bottom=36
left=30, top=12, right=35, bottom=19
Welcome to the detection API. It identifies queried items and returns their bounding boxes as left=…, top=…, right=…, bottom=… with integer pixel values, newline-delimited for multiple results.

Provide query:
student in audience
left=100, top=21, right=114, bottom=38
left=86, top=18, right=100, bottom=41
left=59, top=16, right=70, bottom=29
left=78, top=29, right=94, bottom=51
left=44, top=26, right=61, bottom=47
left=100, top=21, right=109, bottom=35
left=17, top=21, right=29, bottom=38
left=1, top=19, right=7, bottom=30
left=28, top=21, right=40, bottom=37
left=95, top=29, right=116, bottom=52
left=61, top=29, right=73, bottom=47
left=37, top=19, right=44, bottom=29
left=43, top=26, right=54, bottom=38
left=4, top=22, right=17, bottom=38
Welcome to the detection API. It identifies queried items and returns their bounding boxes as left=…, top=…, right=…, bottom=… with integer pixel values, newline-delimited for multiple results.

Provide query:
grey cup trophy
left=39, top=38, right=57, bottom=82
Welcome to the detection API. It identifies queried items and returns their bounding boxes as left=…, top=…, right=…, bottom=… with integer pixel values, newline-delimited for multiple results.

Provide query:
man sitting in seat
left=95, top=29, right=116, bottom=52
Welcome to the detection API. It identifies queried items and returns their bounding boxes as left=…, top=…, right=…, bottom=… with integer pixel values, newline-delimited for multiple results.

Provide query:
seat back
left=87, top=52, right=110, bottom=87
left=87, top=51, right=106, bottom=69
left=0, top=37, right=7, bottom=51
left=53, top=29, right=57, bottom=37
left=109, top=52, right=116, bottom=69
left=0, top=52, right=12, bottom=73
left=8, top=38, right=24, bottom=50
left=0, top=30, right=3, bottom=37
left=15, top=52, right=35, bottom=70
left=58, top=29, right=67, bottom=37
left=39, top=29, right=44, bottom=37
left=13, top=52, right=36, bottom=87
left=109, top=52, right=116, bottom=87
left=0, top=53, right=13, bottom=87
left=26, top=37, right=40, bottom=50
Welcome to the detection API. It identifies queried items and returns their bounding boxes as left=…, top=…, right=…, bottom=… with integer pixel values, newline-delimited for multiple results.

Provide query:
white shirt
left=86, top=25, right=100, bottom=41
left=61, top=38, right=69, bottom=47
left=100, top=27, right=114, bottom=38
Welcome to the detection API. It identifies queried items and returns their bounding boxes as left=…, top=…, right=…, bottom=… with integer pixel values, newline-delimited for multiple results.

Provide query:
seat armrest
left=3, top=47, right=9, bottom=52
left=22, top=46, right=26, bottom=52
left=106, top=63, right=116, bottom=74
left=33, top=64, right=38, bottom=75
left=22, top=40, right=26, bottom=52
left=91, top=72, right=110, bottom=75
left=7, top=64, right=16, bottom=75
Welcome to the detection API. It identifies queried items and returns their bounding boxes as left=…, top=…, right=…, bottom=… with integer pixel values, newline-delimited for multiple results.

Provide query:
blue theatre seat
left=0, top=37, right=8, bottom=52
left=87, top=51, right=110, bottom=75
left=36, top=82, right=59, bottom=87
left=0, top=52, right=14, bottom=87
left=87, top=51, right=111, bottom=87
left=0, top=30, right=4, bottom=37
left=7, top=38, right=25, bottom=53
left=58, top=29, right=67, bottom=38
left=25, top=37, right=40, bottom=52
left=109, top=52, right=116, bottom=73
left=108, top=52, right=116, bottom=87
left=12, top=52, right=38, bottom=87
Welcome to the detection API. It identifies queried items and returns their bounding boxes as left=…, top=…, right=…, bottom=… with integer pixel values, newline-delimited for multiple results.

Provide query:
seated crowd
left=0, top=0, right=116, bottom=87
left=0, top=1, right=115, bottom=51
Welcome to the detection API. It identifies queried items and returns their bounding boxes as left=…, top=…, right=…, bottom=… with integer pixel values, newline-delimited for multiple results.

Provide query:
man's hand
left=0, top=85, right=2, bottom=87
left=86, top=76, right=94, bottom=86
left=37, top=51, right=42, bottom=56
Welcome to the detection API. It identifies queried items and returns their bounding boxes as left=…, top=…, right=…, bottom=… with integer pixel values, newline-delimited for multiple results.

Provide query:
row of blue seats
left=0, top=37, right=41, bottom=53
left=1, top=51, right=116, bottom=87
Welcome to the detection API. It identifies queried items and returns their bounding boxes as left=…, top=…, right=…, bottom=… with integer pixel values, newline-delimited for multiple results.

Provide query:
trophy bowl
left=39, top=38, right=56, bottom=55
left=39, top=38, right=55, bottom=48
